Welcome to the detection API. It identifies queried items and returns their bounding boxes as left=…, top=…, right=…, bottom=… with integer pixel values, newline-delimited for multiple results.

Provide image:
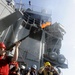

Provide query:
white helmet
left=31, top=64, right=37, bottom=69
left=21, top=65, right=25, bottom=69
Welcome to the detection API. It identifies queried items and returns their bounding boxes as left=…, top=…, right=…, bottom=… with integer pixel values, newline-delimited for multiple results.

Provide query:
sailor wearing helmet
left=0, top=42, right=21, bottom=75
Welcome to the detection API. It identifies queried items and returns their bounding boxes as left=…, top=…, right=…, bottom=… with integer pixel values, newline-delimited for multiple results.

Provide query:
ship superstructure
left=0, top=0, right=68, bottom=74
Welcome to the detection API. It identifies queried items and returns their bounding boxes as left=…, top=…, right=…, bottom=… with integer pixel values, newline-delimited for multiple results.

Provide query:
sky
left=15, top=0, right=75, bottom=75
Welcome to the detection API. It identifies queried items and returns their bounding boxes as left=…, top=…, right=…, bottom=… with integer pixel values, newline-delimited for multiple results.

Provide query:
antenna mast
left=19, top=0, right=22, bottom=10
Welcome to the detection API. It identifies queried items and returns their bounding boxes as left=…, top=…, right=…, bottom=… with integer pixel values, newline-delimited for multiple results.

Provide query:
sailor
left=0, top=42, right=21, bottom=75
left=38, top=62, right=59, bottom=75
left=29, top=1, right=31, bottom=6
left=30, top=64, right=37, bottom=75
left=24, top=67, right=31, bottom=75
left=9, top=61, right=20, bottom=75
left=20, top=65, right=26, bottom=75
